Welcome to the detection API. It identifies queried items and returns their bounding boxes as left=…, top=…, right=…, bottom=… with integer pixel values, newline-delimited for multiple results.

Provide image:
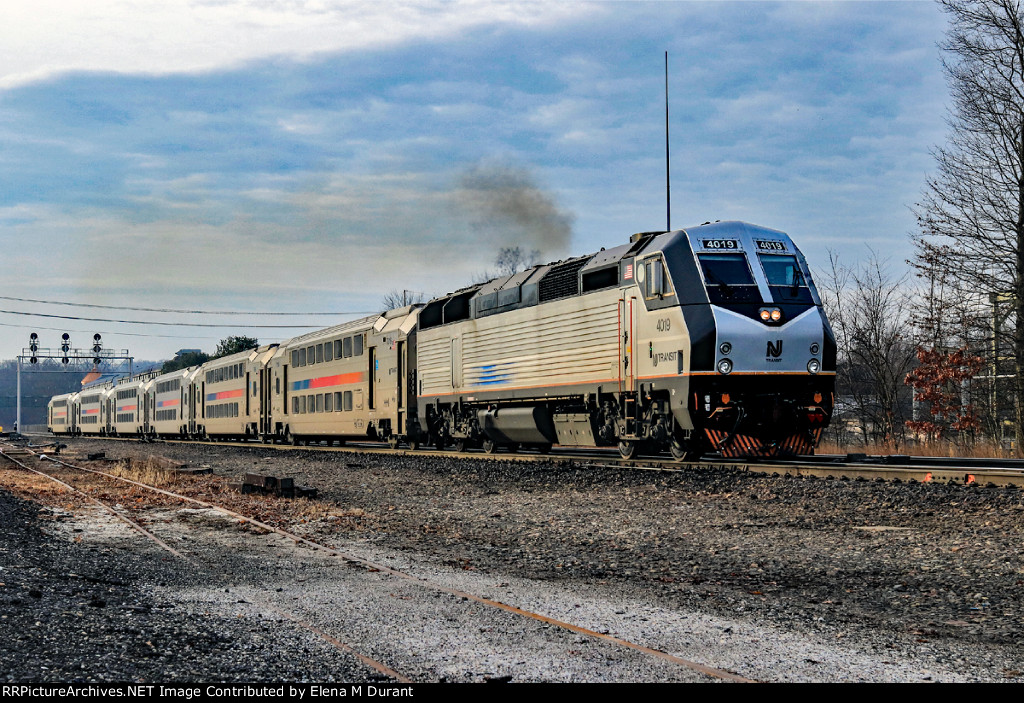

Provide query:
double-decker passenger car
left=196, top=345, right=277, bottom=440
left=47, top=392, right=76, bottom=435
left=76, top=386, right=109, bottom=436
left=149, top=366, right=195, bottom=439
left=266, top=306, right=419, bottom=446
left=110, top=374, right=153, bottom=437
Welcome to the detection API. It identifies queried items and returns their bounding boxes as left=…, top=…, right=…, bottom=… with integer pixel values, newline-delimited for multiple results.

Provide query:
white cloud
left=0, top=0, right=587, bottom=89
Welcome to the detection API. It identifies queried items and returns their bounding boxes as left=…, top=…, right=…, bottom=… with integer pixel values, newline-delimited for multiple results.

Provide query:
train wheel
left=671, top=435, right=707, bottom=461
left=407, top=437, right=420, bottom=451
left=618, top=440, right=637, bottom=460
left=669, top=440, right=701, bottom=461
left=285, top=429, right=298, bottom=446
left=482, top=439, right=498, bottom=454
left=387, top=436, right=400, bottom=450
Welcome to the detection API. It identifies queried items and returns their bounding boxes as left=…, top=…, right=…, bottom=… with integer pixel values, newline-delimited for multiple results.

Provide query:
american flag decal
left=624, top=263, right=633, bottom=280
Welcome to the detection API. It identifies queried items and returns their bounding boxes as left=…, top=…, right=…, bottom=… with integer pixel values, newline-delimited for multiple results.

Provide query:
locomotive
left=48, top=221, right=835, bottom=459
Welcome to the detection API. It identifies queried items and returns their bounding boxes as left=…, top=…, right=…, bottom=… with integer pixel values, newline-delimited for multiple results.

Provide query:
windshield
left=697, top=253, right=760, bottom=303
left=759, top=254, right=804, bottom=286
left=698, top=254, right=755, bottom=285
left=758, top=254, right=812, bottom=303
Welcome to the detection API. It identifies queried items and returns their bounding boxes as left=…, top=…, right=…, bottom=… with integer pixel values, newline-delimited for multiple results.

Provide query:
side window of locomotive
left=641, top=257, right=672, bottom=299
left=758, top=254, right=812, bottom=303
left=697, top=253, right=761, bottom=303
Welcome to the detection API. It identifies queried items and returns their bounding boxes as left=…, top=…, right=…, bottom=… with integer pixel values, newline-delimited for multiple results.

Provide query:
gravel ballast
left=4, top=437, right=1024, bottom=682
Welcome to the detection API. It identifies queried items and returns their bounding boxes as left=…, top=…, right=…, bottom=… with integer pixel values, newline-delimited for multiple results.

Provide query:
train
left=48, top=221, right=836, bottom=459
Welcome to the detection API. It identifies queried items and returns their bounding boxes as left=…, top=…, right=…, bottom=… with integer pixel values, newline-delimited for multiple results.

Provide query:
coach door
left=260, top=366, right=272, bottom=436
left=367, top=346, right=376, bottom=411
left=396, top=340, right=405, bottom=435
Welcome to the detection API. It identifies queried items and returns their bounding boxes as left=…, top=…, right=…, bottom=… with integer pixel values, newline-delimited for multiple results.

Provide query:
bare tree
left=470, top=246, right=543, bottom=285
left=380, top=290, right=425, bottom=310
left=820, top=251, right=919, bottom=447
left=494, top=246, right=540, bottom=276
left=912, top=0, right=1024, bottom=451
left=909, top=241, right=1005, bottom=439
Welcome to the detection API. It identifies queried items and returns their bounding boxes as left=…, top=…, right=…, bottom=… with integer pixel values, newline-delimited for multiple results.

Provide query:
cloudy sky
left=0, top=0, right=949, bottom=363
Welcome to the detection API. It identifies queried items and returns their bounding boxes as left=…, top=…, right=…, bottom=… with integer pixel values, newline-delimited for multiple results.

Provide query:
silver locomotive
left=416, top=221, right=835, bottom=458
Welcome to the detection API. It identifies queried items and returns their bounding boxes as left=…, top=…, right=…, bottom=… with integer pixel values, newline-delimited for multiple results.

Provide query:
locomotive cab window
left=640, top=256, right=672, bottom=299
left=758, top=254, right=812, bottom=303
left=697, top=253, right=761, bottom=303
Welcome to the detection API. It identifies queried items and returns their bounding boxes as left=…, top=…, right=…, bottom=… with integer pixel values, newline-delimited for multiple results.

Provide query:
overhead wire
left=0, top=319, right=222, bottom=340
left=0, top=294, right=370, bottom=316
left=0, top=308, right=357, bottom=329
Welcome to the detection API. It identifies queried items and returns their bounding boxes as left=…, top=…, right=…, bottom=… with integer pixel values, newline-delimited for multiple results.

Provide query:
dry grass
left=0, top=465, right=82, bottom=506
left=103, top=456, right=186, bottom=488
left=1, top=450, right=372, bottom=534
left=818, top=439, right=1015, bottom=459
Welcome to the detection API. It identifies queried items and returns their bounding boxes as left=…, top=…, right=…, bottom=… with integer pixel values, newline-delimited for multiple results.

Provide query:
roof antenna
left=665, top=50, right=671, bottom=232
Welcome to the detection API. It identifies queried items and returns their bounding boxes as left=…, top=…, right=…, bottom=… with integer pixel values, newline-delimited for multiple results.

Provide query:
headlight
left=759, top=307, right=782, bottom=323
left=771, top=309, right=782, bottom=321
left=807, top=359, right=820, bottom=374
left=810, top=342, right=820, bottom=355
left=717, top=359, right=733, bottom=375
left=719, top=342, right=732, bottom=355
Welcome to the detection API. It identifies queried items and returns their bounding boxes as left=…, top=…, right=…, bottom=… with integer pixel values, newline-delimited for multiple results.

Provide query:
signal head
left=62, top=333, right=70, bottom=341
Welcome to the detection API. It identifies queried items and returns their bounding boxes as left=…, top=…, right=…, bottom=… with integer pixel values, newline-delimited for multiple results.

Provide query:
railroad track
left=0, top=446, right=412, bottom=683
left=0, top=443, right=755, bottom=683
left=30, top=432, right=1024, bottom=488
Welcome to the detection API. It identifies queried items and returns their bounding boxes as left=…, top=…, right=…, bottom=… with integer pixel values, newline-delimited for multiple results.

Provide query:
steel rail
left=29, top=449, right=755, bottom=683
left=0, top=447, right=413, bottom=684
left=35, top=431, right=1024, bottom=487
